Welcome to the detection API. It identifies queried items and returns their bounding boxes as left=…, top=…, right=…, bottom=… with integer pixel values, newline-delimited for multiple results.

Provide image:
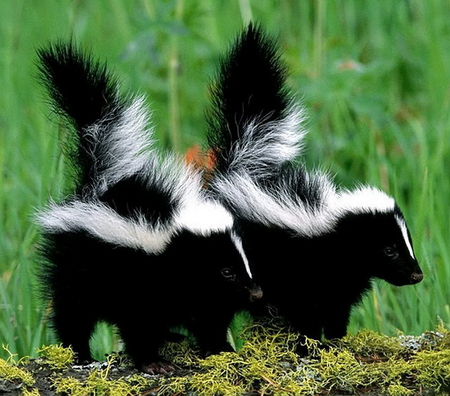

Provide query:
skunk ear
left=206, top=24, right=305, bottom=179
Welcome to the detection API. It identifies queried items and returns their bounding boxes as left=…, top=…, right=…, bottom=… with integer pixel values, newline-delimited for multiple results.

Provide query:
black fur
left=237, top=206, right=422, bottom=342
left=206, top=25, right=423, bottom=346
left=37, top=43, right=123, bottom=192
left=39, top=229, right=254, bottom=366
left=36, top=42, right=262, bottom=372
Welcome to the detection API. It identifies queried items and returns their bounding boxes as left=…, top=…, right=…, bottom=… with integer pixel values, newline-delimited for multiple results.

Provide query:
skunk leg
left=189, top=313, right=235, bottom=356
left=51, top=305, right=95, bottom=363
left=323, top=305, right=351, bottom=340
left=118, top=319, right=172, bottom=373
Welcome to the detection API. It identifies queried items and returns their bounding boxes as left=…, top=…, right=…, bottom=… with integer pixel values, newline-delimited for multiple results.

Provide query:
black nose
left=249, top=287, right=263, bottom=302
left=411, top=272, right=424, bottom=284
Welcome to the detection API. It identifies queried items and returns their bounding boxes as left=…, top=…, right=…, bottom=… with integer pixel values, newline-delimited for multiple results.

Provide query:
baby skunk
left=36, top=42, right=262, bottom=373
left=206, top=24, right=423, bottom=345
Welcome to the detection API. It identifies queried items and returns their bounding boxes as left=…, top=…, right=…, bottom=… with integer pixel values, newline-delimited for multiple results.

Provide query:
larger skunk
left=206, top=25, right=423, bottom=344
left=36, top=42, right=262, bottom=373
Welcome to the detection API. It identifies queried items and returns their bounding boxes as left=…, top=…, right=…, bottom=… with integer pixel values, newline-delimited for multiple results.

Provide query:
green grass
left=0, top=0, right=449, bottom=360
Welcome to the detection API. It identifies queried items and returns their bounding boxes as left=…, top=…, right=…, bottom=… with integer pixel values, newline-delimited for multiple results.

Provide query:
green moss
left=52, top=371, right=147, bottom=396
left=13, top=324, right=450, bottom=395
left=318, top=348, right=373, bottom=391
left=37, top=344, right=75, bottom=370
left=158, top=323, right=450, bottom=395
left=159, top=323, right=310, bottom=395
left=386, top=383, right=414, bottom=396
left=0, top=346, right=35, bottom=395
left=339, top=329, right=405, bottom=357
left=159, top=338, right=199, bottom=366
left=51, top=354, right=151, bottom=396
left=0, top=358, right=34, bottom=387
left=21, top=390, right=41, bottom=396
left=413, top=349, right=450, bottom=392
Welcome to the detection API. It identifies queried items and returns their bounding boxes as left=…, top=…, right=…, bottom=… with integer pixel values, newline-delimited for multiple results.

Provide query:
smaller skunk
left=206, top=25, right=423, bottom=345
left=36, top=42, right=262, bottom=373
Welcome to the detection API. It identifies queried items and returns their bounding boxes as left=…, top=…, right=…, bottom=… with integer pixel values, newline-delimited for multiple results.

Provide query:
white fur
left=176, top=199, right=234, bottom=236
left=37, top=201, right=174, bottom=254
left=331, top=186, right=396, bottom=216
left=395, top=215, right=415, bottom=259
left=231, top=232, right=253, bottom=279
left=213, top=171, right=338, bottom=237
left=86, top=97, right=155, bottom=196
left=227, top=106, right=306, bottom=179
left=38, top=194, right=236, bottom=255
left=213, top=170, right=406, bottom=239
left=150, top=158, right=235, bottom=235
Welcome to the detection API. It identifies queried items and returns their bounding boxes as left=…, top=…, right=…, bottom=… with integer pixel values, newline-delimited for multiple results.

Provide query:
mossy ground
left=1, top=322, right=449, bottom=395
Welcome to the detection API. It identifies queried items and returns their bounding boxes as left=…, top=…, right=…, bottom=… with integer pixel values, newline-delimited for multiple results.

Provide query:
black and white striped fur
left=206, top=25, right=423, bottom=345
left=36, top=42, right=262, bottom=373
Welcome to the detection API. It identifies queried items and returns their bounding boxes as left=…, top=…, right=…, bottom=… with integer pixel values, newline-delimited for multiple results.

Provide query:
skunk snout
left=410, top=272, right=423, bottom=284
left=249, top=286, right=263, bottom=302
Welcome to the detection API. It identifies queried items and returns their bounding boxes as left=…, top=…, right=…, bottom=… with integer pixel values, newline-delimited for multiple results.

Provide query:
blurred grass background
left=0, top=0, right=449, bottom=360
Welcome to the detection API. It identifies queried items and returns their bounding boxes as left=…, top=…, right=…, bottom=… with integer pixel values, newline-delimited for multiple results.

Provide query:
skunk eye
left=221, top=268, right=236, bottom=280
left=384, top=246, right=399, bottom=259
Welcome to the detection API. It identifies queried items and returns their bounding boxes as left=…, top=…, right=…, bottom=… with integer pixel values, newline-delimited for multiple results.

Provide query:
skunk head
left=172, top=229, right=263, bottom=303
left=332, top=187, right=423, bottom=286
left=171, top=196, right=262, bottom=303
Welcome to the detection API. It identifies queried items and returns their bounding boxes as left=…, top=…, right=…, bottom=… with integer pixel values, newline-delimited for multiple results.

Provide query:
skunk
left=36, top=42, right=262, bottom=373
left=206, top=24, right=423, bottom=345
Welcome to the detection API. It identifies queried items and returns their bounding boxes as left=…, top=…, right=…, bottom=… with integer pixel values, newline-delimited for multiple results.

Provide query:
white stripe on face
left=230, top=232, right=253, bottom=280
left=395, top=215, right=415, bottom=259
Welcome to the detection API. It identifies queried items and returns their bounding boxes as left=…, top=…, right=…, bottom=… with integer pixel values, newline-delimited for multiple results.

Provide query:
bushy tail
left=37, top=43, right=151, bottom=194
left=206, top=24, right=305, bottom=180
left=204, top=25, right=341, bottom=236
left=37, top=41, right=237, bottom=249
